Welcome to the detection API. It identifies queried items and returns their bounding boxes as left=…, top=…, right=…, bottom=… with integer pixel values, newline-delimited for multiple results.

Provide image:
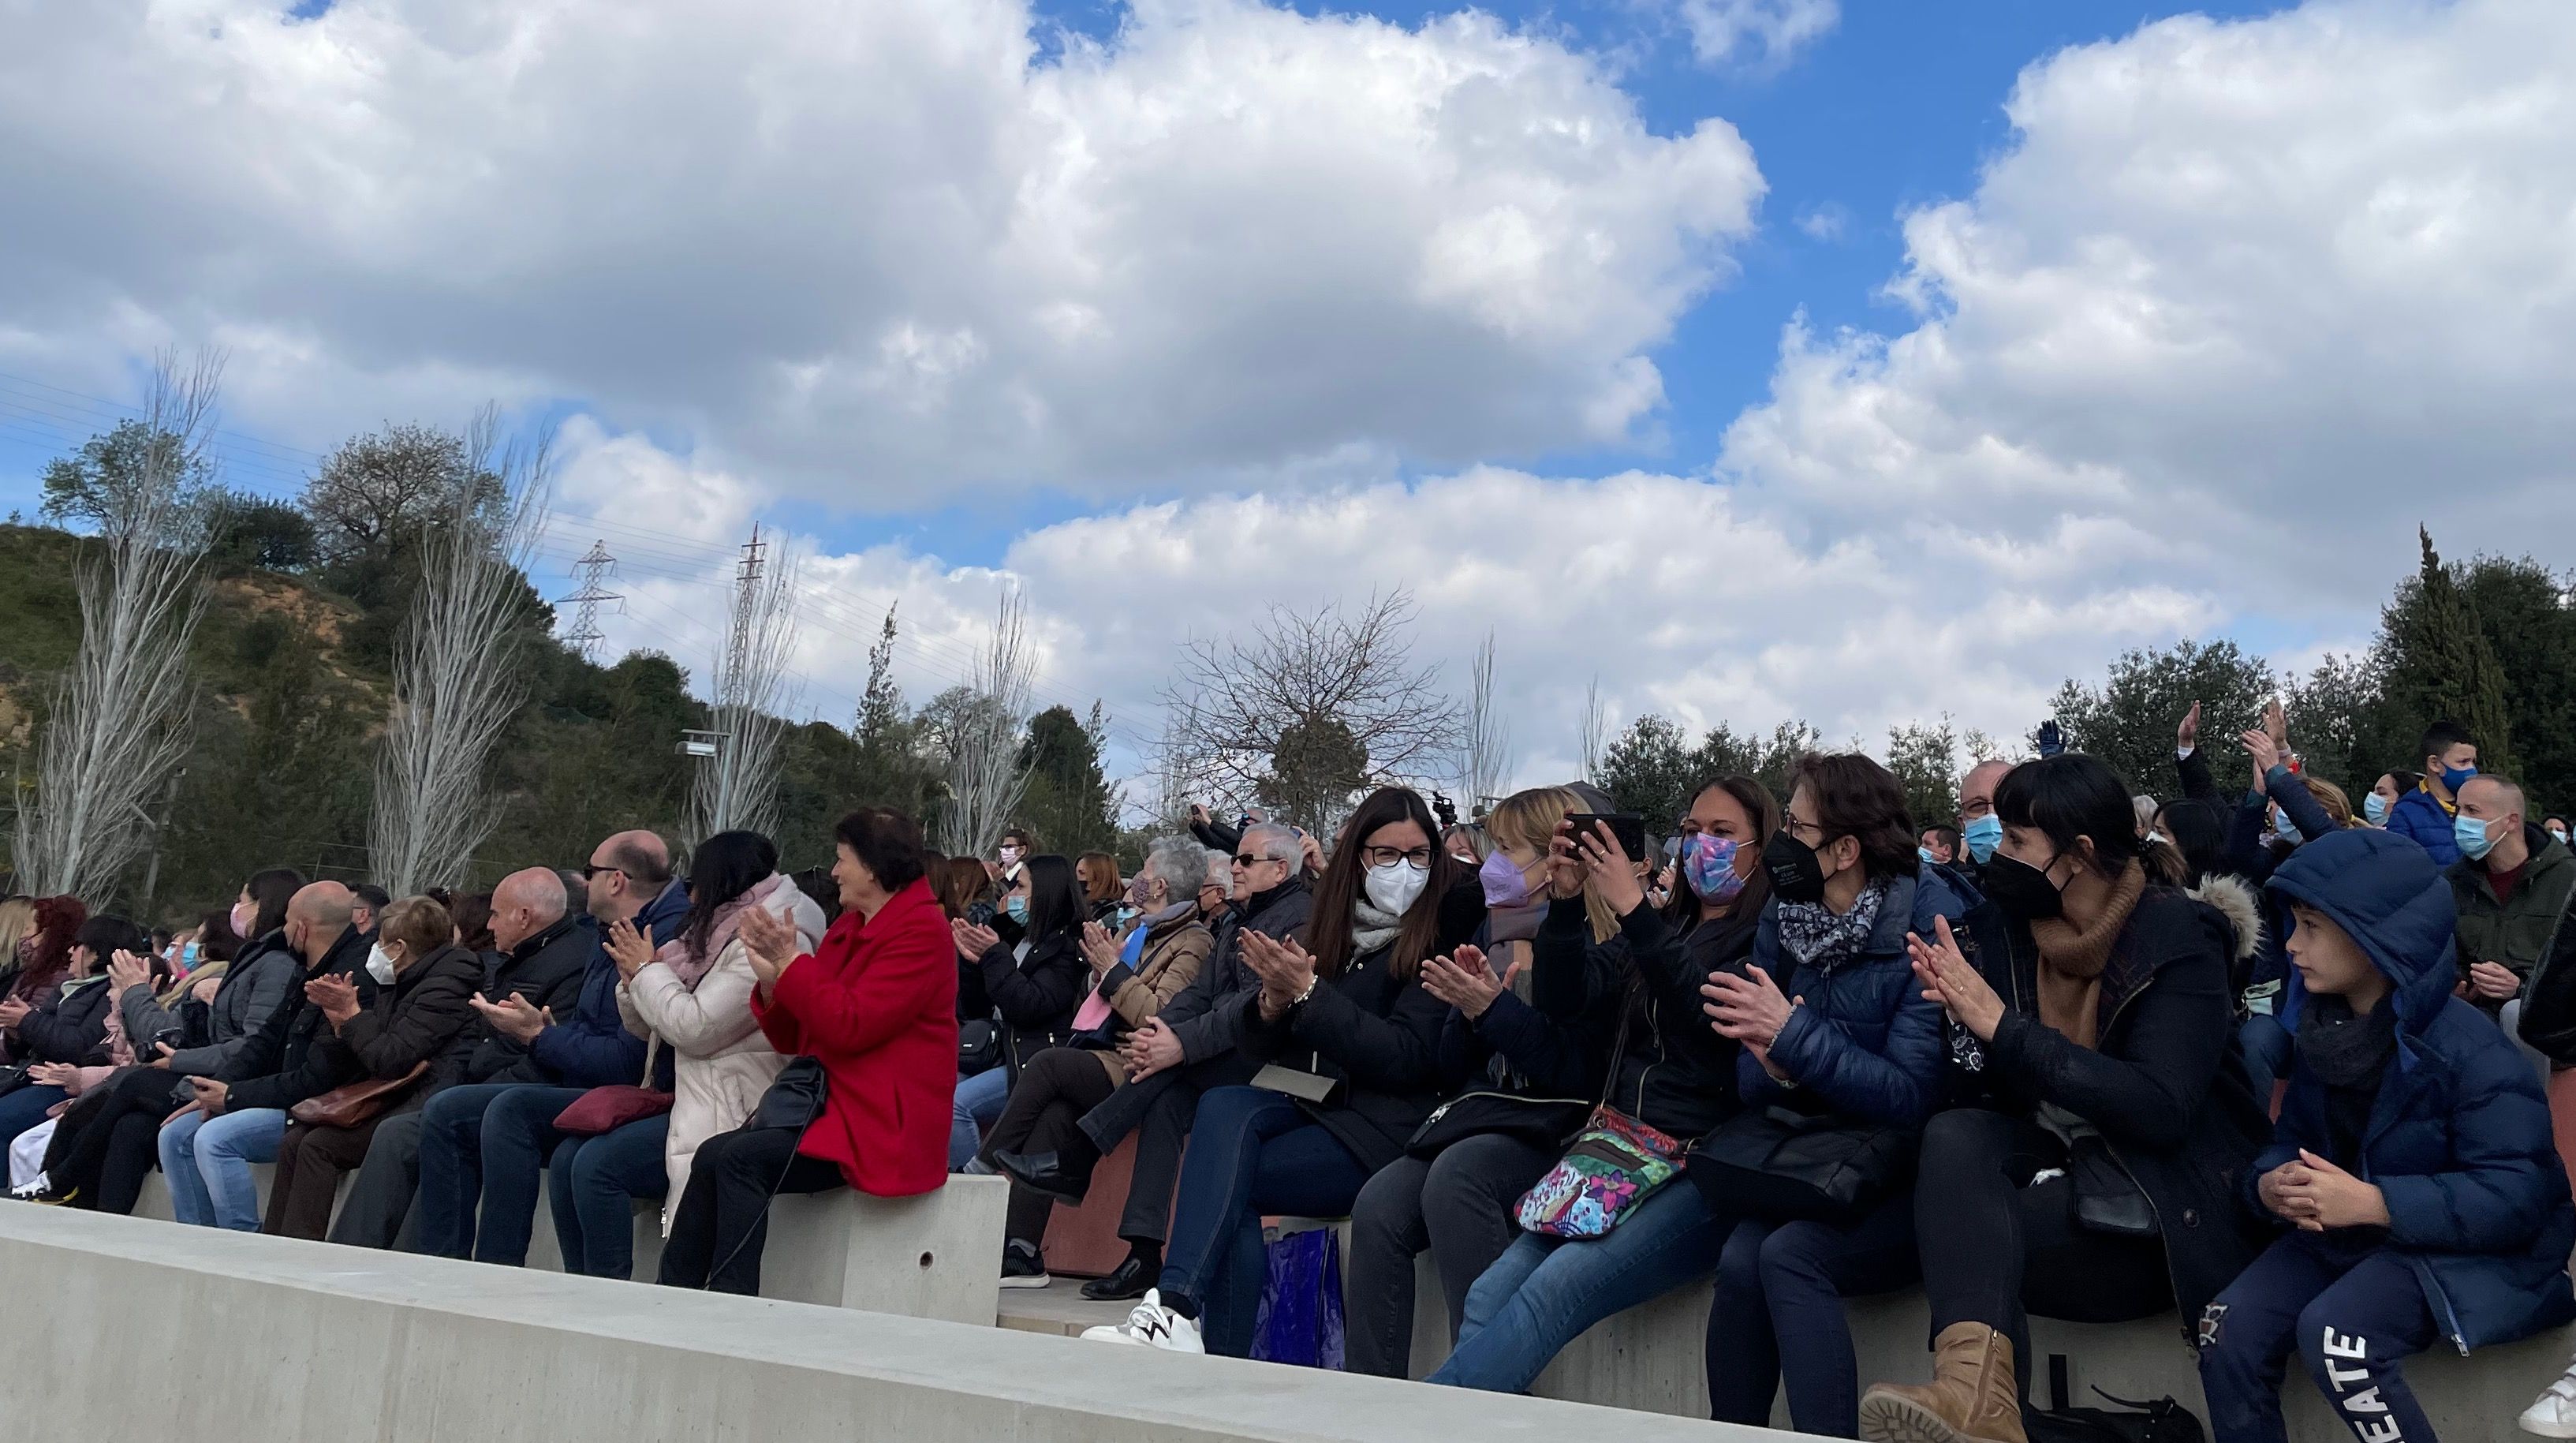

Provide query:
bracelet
left=1289, top=975, right=1320, bottom=1010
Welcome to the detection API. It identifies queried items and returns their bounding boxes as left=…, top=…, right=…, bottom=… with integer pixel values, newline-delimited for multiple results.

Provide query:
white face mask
left=998, top=845, right=1022, bottom=865
left=2144, top=831, right=2166, bottom=849
left=1363, top=859, right=1430, bottom=916
left=365, top=944, right=397, bottom=985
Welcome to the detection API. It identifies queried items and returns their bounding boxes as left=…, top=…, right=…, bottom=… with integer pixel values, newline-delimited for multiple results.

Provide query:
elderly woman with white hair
left=979, top=835, right=1219, bottom=1288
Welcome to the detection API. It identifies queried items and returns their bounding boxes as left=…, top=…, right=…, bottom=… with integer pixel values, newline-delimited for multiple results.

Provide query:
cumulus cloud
left=0, top=0, right=1763, bottom=500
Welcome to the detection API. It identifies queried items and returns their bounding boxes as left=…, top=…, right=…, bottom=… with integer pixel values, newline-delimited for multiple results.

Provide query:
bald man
left=159, top=881, right=374, bottom=1232
left=409, top=833, right=690, bottom=1267
left=2451, top=775, right=2576, bottom=1025
left=1957, top=759, right=2014, bottom=868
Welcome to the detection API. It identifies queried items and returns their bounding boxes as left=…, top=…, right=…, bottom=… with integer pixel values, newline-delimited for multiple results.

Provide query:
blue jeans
left=0, top=1083, right=69, bottom=1153
left=1430, top=1178, right=1730, bottom=1393
left=412, top=1082, right=588, bottom=1262
left=1155, top=1086, right=1371, bottom=1357
left=2196, top=1233, right=2437, bottom=1443
left=548, top=1114, right=670, bottom=1279
left=1706, top=1193, right=1921, bottom=1437
left=158, top=1107, right=286, bottom=1230
left=2238, top=1015, right=2293, bottom=1100
left=950, top=1066, right=1010, bottom=1170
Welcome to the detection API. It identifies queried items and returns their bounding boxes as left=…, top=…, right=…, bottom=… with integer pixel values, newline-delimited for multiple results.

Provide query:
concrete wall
left=0, top=1206, right=1740, bottom=1442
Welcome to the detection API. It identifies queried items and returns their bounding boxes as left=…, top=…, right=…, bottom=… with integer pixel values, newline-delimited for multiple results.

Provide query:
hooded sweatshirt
left=2262, top=828, right=2576, bottom=1352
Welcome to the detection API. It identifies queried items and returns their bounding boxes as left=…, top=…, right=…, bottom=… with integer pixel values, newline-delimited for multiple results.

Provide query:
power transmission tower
left=686, top=525, right=798, bottom=840
left=558, top=540, right=622, bottom=660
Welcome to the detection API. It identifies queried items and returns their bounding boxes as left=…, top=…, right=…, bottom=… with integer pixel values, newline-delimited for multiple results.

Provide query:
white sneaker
left=2522, top=1368, right=2576, bottom=1437
left=1078, top=1288, right=1204, bottom=1353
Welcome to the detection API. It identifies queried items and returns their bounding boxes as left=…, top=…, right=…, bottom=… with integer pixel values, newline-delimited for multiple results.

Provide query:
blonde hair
left=0, top=897, right=33, bottom=967
left=1484, top=787, right=1617, bottom=944
left=2301, top=775, right=2355, bottom=829
left=378, top=896, right=455, bottom=964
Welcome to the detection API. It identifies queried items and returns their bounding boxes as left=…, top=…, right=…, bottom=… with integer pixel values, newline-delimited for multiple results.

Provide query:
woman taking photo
left=1421, top=774, right=1771, bottom=1389
left=564, top=830, right=825, bottom=1278
left=655, top=807, right=955, bottom=1295
left=264, top=895, right=481, bottom=1239
left=1861, top=753, right=2267, bottom=1443
left=949, top=854, right=1088, bottom=1168
left=1084, top=786, right=1478, bottom=1355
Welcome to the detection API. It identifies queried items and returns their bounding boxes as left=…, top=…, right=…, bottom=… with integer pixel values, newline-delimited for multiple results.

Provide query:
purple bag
left=1249, top=1226, right=1346, bottom=1370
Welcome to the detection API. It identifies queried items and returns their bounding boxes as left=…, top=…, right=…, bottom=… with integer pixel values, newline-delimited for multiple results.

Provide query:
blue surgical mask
left=2442, top=763, right=2479, bottom=794
left=1917, top=846, right=1937, bottom=865
left=2456, top=813, right=2498, bottom=862
left=1962, top=815, right=2003, bottom=865
left=1004, top=895, right=1029, bottom=925
left=2272, top=810, right=2300, bottom=844
left=2362, top=792, right=2390, bottom=826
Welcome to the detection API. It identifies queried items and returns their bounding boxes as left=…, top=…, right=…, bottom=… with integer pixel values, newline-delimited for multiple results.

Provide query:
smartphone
left=1564, top=813, right=1648, bottom=861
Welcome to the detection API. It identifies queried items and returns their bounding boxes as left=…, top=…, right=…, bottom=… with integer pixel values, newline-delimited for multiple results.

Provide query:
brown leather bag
left=288, top=1061, right=429, bottom=1130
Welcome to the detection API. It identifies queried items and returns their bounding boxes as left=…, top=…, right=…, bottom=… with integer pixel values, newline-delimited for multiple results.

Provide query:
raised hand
left=1908, top=915, right=2004, bottom=1041
left=2178, top=700, right=2201, bottom=751
left=604, top=916, right=655, bottom=981
left=1570, top=820, right=1645, bottom=915
left=107, top=948, right=153, bottom=995
left=1421, top=944, right=1519, bottom=1020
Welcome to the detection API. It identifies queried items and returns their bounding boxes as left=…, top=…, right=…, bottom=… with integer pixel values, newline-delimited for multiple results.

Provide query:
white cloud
left=1794, top=202, right=1849, bottom=242
left=1672, top=0, right=1839, bottom=69
left=0, top=0, right=1763, bottom=500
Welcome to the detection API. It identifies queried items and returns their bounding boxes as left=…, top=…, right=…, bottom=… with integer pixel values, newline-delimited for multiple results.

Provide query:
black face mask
left=1763, top=831, right=1829, bottom=906
left=1984, top=852, right=2066, bottom=921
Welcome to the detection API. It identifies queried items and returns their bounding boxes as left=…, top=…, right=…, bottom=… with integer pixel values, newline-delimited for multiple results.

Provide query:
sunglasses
left=580, top=865, right=625, bottom=881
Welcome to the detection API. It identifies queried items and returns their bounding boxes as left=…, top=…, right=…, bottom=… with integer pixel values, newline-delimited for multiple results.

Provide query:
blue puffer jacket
left=1738, top=869, right=1954, bottom=1125
left=2387, top=783, right=2460, bottom=866
left=2262, top=828, right=2576, bottom=1351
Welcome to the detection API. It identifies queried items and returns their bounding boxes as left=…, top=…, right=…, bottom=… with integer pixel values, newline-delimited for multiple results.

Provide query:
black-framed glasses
left=581, top=864, right=625, bottom=881
left=1233, top=852, right=1281, bottom=868
left=1360, top=844, right=1435, bottom=869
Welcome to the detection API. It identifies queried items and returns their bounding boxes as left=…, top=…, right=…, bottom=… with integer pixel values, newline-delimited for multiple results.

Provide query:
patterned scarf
left=1351, top=897, right=1406, bottom=955
left=1775, top=877, right=1889, bottom=972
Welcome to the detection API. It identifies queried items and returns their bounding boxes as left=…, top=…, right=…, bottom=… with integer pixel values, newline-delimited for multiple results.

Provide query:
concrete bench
left=131, top=1160, right=1008, bottom=1328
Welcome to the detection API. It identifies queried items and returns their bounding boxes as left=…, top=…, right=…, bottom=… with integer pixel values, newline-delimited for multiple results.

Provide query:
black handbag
left=2024, top=1356, right=2205, bottom=1443
left=750, top=1056, right=829, bottom=1133
left=2066, top=1135, right=2158, bottom=1236
left=958, top=1019, right=1004, bottom=1077
left=1686, top=1105, right=1915, bottom=1223
left=0, top=1063, right=33, bottom=1101
left=1406, top=1090, right=1592, bottom=1160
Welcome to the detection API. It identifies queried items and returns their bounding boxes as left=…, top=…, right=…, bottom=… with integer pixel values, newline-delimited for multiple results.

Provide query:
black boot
left=995, top=1146, right=1095, bottom=1206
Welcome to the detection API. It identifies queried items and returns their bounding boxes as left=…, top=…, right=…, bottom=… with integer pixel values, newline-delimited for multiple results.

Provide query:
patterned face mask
left=1682, top=834, right=1746, bottom=907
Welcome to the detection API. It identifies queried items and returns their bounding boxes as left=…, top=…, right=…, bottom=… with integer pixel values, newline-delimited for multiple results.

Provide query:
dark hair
left=601, top=832, right=674, bottom=889
left=834, top=807, right=928, bottom=893
left=1077, top=851, right=1122, bottom=905
left=2149, top=798, right=2227, bottom=885
left=2381, top=768, right=2423, bottom=798
left=793, top=865, right=842, bottom=925
left=1994, top=753, right=2142, bottom=878
left=351, top=883, right=391, bottom=915
left=1309, top=786, right=1465, bottom=983
left=451, top=893, right=496, bottom=952
left=2419, top=720, right=2474, bottom=767
left=73, top=914, right=149, bottom=968
left=244, top=868, right=305, bottom=939
left=21, top=895, right=88, bottom=993
left=931, top=857, right=989, bottom=920
left=1922, top=824, right=1963, bottom=858
left=1018, top=854, right=1088, bottom=945
left=1793, top=753, right=1918, bottom=880
left=1663, top=776, right=1780, bottom=930
left=196, top=908, right=241, bottom=965
left=1000, top=827, right=1034, bottom=850
left=683, top=830, right=779, bottom=963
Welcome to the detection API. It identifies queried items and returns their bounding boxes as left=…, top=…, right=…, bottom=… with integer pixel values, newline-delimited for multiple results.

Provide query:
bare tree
left=937, top=589, right=1037, bottom=856
left=13, top=352, right=219, bottom=901
left=1160, top=590, right=1462, bottom=832
left=368, top=409, right=553, bottom=893
left=1578, top=675, right=1608, bottom=781
left=689, top=526, right=803, bottom=843
left=1458, top=630, right=1514, bottom=816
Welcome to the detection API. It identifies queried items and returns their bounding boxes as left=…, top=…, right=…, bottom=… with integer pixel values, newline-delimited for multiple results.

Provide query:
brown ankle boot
left=1857, top=1322, right=2028, bottom=1443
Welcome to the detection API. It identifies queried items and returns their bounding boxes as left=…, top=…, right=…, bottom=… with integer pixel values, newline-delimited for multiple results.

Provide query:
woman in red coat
left=655, top=806, right=958, bottom=1294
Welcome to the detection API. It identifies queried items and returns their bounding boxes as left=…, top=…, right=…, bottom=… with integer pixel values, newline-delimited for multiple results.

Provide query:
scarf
left=2031, top=859, right=2145, bottom=1051
left=1351, top=897, right=1405, bottom=956
left=1775, top=877, right=1889, bottom=973
left=656, top=872, right=793, bottom=990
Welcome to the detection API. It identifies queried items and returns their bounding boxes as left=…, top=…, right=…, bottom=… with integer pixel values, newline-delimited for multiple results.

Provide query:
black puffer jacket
left=1162, top=877, right=1315, bottom=1066
left=16, top=976, right=116, bottom=1067
left=468, top=918, right=592, bottom=1083
left=1535, top=895, right=1753, bottom=1141
left=224, top=927, right=376, bottom=1111
left=327, top=943, right=482, bottom=1097
left=1235, top=940, right=1453, bottom=1174
left=1949, top=883, right=2271, bottom=1329
left=969, top=927, right=1088, bottom=1072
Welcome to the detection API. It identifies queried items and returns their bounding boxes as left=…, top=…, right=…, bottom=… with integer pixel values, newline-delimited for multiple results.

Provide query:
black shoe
left=1081, top=1255, right=1156, bottom=1303
left=1001, top=1239, right=1051, bottom=1290
left=995, top=1148, right=1092, bottom=1206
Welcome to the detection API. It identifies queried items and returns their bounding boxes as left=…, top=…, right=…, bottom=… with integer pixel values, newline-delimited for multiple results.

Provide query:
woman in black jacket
left=265, top=895, right=480, bottom=1239
left=1083, top=786, right=1480, bottom=1357
left=1861, top=753, right=2268, bottom=1443
left=0, top=916, right=147, bottom=1152
left=1426, top=774, right=1781, bottom=1393
left=949, top=854, right=1088, bottom=1168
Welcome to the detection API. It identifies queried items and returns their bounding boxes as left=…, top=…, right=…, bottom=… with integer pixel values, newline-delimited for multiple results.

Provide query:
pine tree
left=2379, top=527, right=2517, bottom=777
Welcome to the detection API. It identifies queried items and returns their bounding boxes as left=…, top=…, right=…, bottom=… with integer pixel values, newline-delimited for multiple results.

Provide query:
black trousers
left=1078, top=1052, right=1261, bottom=1244
left=1344, top=1131, right=1559, bottom=1378
left=655, top=1124, right=846, bottom=1295
left=48, top=1066, right=185, bottom=1214
left=329, top=1105, right=427, bottom=1249
left=1913, top=1108, right=2171, bottom=1385
left=982, top=1046, right=1119, bottom=1247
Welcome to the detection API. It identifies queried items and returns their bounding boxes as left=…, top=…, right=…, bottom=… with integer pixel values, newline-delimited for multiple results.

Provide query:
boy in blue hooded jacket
left=2196, top=828, right=2574, bottom=1443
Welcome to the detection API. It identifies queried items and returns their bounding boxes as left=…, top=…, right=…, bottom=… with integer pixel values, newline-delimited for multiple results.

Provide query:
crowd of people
left=6, top=705, right=2576, bottom=1443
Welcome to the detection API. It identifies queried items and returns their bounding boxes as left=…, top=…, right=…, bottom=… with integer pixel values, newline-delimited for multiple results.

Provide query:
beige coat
left=619, top=881, right=827, bottom=1232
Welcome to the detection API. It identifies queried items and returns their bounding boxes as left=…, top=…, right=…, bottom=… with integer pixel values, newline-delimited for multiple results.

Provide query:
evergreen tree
left=1018, top=703, right=1120, bottom=856
left=2048, top=637, right=2275, bottom=797
left=2459, top=555, right=2576, bottom=813
left=1598, top=714, right=1699, bottom=828
left=2377, top=527, right=2516, bottom=779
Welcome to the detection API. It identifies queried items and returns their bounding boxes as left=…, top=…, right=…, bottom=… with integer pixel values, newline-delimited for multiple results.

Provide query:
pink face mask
left=1478, top=850, right=1535, bottom=908
left=231, top=900, right=257, bottom=938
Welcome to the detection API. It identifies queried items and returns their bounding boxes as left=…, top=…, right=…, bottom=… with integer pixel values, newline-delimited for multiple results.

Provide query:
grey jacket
left=1161, top=879, right=1313, bottom=1066
left=133, top=933, right=298, bottom=1077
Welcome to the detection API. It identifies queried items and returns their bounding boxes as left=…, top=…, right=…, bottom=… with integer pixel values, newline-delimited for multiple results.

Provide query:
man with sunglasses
left=999, top=821, right=1317, bottom=1301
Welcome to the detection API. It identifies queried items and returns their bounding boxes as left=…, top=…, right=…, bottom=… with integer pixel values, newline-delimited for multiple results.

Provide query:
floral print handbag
left=1512, top=995, right=1686, bottom=1239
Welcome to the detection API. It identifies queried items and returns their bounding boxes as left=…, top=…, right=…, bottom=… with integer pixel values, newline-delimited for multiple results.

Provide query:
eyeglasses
left=1232, top=852, right=1283, bottom=868
left=1360, top=845, right=1435, bottom=869
left=581, top=864, right=625, bottom=881
left=1783, top=817, right=1827, bottom=843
